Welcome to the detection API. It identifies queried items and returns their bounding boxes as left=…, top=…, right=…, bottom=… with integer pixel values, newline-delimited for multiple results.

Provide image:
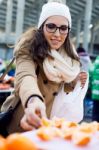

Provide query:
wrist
left=26, top=95, right=44, bottom=107
left=27, top=97, right=40, bottom=106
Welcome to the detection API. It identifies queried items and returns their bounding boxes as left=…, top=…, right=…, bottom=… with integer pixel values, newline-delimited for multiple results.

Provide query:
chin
left=50, top=45, right=60, bottom=50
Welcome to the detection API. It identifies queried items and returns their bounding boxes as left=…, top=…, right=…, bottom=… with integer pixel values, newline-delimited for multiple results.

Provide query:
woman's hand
left=73, top=71, right=88, bottom=88
left=20, top=98, right=47, bottom=131
left=78, top=71, right=88, bottom=88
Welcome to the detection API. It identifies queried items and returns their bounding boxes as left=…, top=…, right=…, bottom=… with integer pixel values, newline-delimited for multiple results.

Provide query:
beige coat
left=1, top=28, right=75, bottom=133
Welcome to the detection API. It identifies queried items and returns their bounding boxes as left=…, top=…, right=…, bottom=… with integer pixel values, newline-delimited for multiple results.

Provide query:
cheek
left=62, top=35, right=67, bottom=44
left=43, top=27, right=50, bottom=41
left=45, top=34, right=50, bottom=41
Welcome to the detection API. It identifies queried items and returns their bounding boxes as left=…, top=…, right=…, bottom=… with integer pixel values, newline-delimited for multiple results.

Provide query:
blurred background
left=0, top=0, right=99, bottom=122
left=0, top=0, right=99, bottom=60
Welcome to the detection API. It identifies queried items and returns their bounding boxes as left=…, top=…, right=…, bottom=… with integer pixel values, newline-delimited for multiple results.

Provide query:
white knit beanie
left=38, top=1, right=71, bottom=29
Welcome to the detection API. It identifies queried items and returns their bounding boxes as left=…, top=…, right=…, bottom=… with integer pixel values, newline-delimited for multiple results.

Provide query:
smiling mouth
left=51, top=39, right=60, bottom=45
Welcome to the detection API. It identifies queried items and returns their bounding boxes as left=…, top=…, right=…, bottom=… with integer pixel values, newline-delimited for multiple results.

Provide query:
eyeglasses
left=45, top=23, right=70, bottom=35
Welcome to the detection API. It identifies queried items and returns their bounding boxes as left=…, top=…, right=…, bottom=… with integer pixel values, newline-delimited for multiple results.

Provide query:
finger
left=81, top=76, right=87, bottom=80
left=27, top=113, right=41, bottom=128
left=25, top=109, right=41, bottom=128
left=80, top=75, right=87, bottom=81
left=81, top=80, right=86, bottom=84
left=20, top=115, right=35, bottom=131
left=40, top=108, right=47, bottom=118
left=80, top=78, right=86, bottom=82
left=35, top=109, right=42, bottom=118
left=81, top=81, right=86, bottom=87
left=81, top=83, right=85, bottom=88
left=82, top=77, right=87, bottom=82
left=80, top=73, right=87, bottom=79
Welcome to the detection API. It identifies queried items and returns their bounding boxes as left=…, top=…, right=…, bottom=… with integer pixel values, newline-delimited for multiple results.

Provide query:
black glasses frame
left=45, top=23, right=70, bottom=35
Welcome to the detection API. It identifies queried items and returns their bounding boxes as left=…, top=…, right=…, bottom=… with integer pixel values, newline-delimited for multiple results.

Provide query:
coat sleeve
left=13, top=30, right=44, bottom=108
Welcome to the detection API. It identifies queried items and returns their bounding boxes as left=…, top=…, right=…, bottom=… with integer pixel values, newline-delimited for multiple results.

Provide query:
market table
left=23, top=130, right=99, bottom=150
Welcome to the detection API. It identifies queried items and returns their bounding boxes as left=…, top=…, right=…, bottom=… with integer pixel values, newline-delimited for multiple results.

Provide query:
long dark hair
left=30, top=28, right=50, bottom=63
left=15, top=26, right=80, bottom=64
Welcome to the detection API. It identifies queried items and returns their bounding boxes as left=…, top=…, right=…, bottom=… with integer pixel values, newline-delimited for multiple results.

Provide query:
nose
left=54, top=28, right=60, bottom=36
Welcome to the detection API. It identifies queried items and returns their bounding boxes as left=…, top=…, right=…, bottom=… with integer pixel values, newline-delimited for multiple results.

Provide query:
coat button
left=43, top=80, right=48, bottom=84
left=53, top=92, right=58, bottom=96
left=43, top=95, right=45, bottom=98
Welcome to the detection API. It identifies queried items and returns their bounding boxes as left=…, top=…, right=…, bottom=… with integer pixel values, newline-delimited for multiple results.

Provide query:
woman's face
left=43, top=15, right=69, bottom=50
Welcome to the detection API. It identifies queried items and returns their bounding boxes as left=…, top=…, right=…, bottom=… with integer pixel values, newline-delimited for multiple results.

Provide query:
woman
left=1, top=0, right=87, bottom=133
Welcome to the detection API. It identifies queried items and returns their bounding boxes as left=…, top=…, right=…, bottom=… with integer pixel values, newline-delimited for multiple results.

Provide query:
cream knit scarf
left=43, top=49, right=80, bottom=83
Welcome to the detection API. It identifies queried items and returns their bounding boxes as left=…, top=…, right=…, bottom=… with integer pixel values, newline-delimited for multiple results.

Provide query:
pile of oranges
left=0, top=118, right=99, bottom=149
left=37, top=117, right=99, bottom=146
left=0, top=133, right=38, bottom=150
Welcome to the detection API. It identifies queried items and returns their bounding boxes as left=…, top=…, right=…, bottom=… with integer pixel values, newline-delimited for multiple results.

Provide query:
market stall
left=0, top=118, right=99, bottom=150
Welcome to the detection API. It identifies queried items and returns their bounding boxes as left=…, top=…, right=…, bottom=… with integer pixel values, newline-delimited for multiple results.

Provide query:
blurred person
left=77, top=44, right=92, bottom=120
left=1, top=0, right=87, bottom=134
left=77, top=44, right=92, bottom=72
left=0, top=58, right=6, bottom=74
left=91, top=56, right=99, bottom=121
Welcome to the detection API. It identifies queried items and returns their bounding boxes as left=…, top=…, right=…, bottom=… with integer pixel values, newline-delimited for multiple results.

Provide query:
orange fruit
left=37, top=127, right=62, bottom=141
left=72, top=131, right=91, bottom=146
left=0, top=136, right=7, bottom=150
left=41, top=117, right=51, bottom=127
left=6, top=133, right=38, bottom=150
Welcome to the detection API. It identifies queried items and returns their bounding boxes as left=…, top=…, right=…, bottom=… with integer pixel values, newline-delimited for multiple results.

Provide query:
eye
left=46, top=23, right=56, bottom=29
left=60, top=25, right=68, bottom=31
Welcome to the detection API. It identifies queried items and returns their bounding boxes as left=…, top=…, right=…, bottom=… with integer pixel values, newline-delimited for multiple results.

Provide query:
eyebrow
left=45, top=23, right=68, bottom=26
